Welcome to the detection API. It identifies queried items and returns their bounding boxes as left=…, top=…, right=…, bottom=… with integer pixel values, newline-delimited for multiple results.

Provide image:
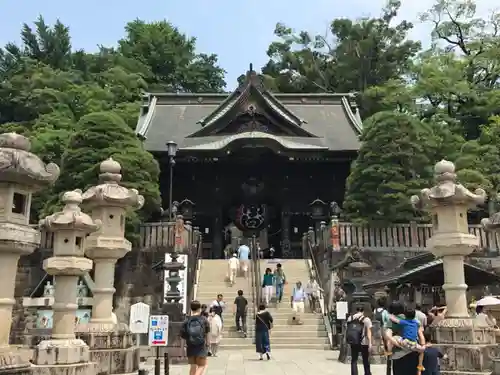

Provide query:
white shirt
left=211, top=300, right=225, bottom=311
left=228, top=257, right=239, bottom=269
left=306, top=281, right=320, bottom=297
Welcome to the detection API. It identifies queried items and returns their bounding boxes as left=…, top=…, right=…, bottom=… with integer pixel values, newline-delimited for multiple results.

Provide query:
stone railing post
left=411, top=159, right=496, bottom=374
left=33, top=190, right=99, bottom=373
left=76, top=157, right=144, bottom=375
left=0, top=132, right=59, bottom=375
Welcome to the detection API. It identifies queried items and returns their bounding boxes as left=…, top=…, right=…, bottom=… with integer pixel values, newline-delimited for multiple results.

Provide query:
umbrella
left=476, top=296, right=500, bottom=307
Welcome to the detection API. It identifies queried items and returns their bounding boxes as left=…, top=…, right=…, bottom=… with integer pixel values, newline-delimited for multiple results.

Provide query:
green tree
left=118, top=19, right=226, bottom=92
left=48, top=111, right=161, bottom=240
left=261, top=0, right=421, bottom=118
left=343, top=111, right=435, bottom=224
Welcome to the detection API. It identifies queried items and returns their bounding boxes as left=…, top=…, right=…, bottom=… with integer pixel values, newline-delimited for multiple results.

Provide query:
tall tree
left=343, top=111, right=436, bottom=224
left=118, top=19, right=226, bottom=92
left=261, top=0, right=421, bottom=118
left=48, top=111, right=161, bottom=240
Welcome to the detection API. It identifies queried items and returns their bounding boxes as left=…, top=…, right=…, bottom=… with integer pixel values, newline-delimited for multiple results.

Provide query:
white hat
left=232, top=253, right=237, bottom=257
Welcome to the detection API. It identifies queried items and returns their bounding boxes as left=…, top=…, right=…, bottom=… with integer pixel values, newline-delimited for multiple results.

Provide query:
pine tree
left=343, top=111, right=434, bottom=224
left=46, top=111, right=161, bottom=241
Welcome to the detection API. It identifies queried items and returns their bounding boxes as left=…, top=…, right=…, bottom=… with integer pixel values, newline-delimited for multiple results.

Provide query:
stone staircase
left=195, top=259, right=254, bottom=350
left=195, top=259, right=329, bottom=350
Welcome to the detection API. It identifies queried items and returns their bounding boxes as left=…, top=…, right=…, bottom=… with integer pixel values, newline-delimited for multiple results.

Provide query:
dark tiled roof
left=363, top=258, right=500, bottom=289
left=136, top=72, right=363, bottom=153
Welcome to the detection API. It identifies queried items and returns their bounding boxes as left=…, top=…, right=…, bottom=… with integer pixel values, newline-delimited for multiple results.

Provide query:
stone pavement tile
left=144, top=350, right=388, bottom=375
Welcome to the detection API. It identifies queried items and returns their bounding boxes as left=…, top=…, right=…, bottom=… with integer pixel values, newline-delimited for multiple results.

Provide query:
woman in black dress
left=255, top=303, right=273, bottom=360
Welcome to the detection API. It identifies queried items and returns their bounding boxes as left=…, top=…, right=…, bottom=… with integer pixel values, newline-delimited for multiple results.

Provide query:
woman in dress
left=255, top=303, right=273, bottom=360
left=207, top=307, right=223, bottom=357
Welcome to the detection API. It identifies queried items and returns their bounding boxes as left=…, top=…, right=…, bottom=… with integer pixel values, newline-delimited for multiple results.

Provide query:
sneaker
left=237, top=329, right=242, bottom=333
left=266, top=353, right=270, bottom=360
left=243, top=332, right=247, bottom=338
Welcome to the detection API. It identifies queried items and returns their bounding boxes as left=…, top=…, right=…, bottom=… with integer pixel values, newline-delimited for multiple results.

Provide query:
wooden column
left=212, top=207, right=223, bottom=259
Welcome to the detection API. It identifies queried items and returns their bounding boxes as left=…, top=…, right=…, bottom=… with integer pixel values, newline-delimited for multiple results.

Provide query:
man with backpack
left=181, top=300, right=210, bottom=375
left=346, top=306, right=373, bottom=375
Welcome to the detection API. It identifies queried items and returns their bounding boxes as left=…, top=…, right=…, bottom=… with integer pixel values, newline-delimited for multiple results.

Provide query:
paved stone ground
left=144, top=350, right=387, bottom=375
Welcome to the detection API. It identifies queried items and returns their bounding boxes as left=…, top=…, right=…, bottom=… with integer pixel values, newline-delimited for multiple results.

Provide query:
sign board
left=336, top=301, right=349, bottom=320
left=129, top=302, right=150, bottom=334
left=148, top=315, right=169, bottom=346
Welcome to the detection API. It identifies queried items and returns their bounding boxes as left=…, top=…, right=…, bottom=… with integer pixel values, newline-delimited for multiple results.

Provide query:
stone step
left=223, top=329, right=327, bottom=338
left=219, top=336, right=329, bottom=346
left=224, top=322, right=325, bottom=332
left=218, top=342, right=330, bottom=350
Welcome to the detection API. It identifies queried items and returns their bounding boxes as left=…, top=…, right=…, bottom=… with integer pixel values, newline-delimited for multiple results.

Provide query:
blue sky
left=0, top=0, right=496, bottom=89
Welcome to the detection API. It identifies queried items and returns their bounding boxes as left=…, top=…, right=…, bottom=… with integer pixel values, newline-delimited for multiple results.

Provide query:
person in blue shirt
left=237, top=243, right=250, bottom=278
left=291, top=281, right=306, bottom=325
left=388, top=308, right=426, bottom=353
left=422, top=331, right=446, bottom=375
left=262, top=268, right=274, bottom=305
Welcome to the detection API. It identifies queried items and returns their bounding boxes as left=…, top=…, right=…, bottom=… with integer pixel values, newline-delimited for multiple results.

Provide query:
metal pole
left=164, top=352, right=169, bottom=375
left=168, top=157, right=174, bottom=220
left=154, top=347, right=160, bottom=375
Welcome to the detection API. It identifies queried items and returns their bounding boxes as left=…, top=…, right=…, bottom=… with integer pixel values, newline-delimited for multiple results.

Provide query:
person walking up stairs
left=195, top=260, right=254, bottom=350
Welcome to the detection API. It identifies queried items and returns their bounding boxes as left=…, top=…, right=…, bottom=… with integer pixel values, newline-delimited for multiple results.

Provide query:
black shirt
left=255, top=311, right=273, bottom=332
left=180, top=315, right=209, bottom=357
left=234, top=296, right=248, bottom=313
left=422, top=346, right=443, bottom=375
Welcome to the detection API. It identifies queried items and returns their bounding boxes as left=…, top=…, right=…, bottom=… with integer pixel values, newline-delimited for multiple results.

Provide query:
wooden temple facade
left=134, top=68, right=363, bottom=258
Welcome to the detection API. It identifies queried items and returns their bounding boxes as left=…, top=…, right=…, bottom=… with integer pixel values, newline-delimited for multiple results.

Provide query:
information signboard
left=148, top=315, right=169, bottom=346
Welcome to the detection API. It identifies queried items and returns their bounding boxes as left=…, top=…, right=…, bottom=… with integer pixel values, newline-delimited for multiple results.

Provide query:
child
left=387, top=308, right=426, bottom=353
left=422, top=331, right=446, bottom=375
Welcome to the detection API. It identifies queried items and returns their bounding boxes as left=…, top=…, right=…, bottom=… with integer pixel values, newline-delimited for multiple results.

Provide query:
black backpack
left=374, top=308, right=385, bottom=323
left=346, top=315, right=366, bottom=345
left=212, top=302, right=223, bottom=316
left=185, top=318, right=205, bottom=346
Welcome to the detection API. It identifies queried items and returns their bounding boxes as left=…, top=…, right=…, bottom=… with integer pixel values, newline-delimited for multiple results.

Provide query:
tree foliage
left=0, top=16, right=226, bottom=230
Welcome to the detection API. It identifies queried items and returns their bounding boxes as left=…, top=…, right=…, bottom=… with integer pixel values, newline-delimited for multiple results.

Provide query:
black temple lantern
left=330, top=201, right=342, bottom=218
left=178, top=199, right=195, bottom=221
left=310, top=198, right=328, bottom=220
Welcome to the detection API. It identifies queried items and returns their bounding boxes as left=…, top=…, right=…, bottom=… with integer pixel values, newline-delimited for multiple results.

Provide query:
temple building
left=135, top=68, right=362, bottom=258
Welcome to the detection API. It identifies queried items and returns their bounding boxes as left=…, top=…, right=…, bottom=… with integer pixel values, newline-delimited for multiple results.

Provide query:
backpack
left=212, top=301, right=223, bottom=316
left=185, top=318, right=205, bottom=346
left=374, top=308, right=385, bottom=323
left=346, top=315, right=366, bottom=345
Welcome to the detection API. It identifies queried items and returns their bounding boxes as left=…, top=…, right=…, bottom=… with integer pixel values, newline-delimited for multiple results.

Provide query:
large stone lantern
left=33, top=189, right=100, bottom=373
left=76, top=158, right=143, bottom=375
left=0, top=133, right=59, bottom=375
left=411, top=160, right=496, bottom=374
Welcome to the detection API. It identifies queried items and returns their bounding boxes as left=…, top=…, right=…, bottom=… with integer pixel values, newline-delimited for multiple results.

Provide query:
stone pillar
left=33, top=190, right=99, bottom=374
left=0, top=133, right=59, bottom=375
left=76, top=158, right=143, bottom=375
left=411, top=159, right=496, bottom=374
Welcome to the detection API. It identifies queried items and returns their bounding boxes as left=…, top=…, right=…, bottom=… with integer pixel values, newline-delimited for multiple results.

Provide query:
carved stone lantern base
left=31, top=339, right=95, bottom=375
left=75, top=328, right=139, bottom=375
left=0, top=347, right=32, bottom=375
left=431, top=318, right=500, bottom=374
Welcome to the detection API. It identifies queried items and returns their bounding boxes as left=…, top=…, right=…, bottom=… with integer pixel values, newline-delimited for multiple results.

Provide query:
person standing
left=227, top=253, right=239, bottom=286
left=306, top=277, right=322, bottom=313
left=255, top=303, right=273, bottom=360
left=210, top=294, right=225, bottom=324
left=180, top=300, right=210, bottom=375
left=237, top=243, right=250, bottom=278
left=415, top=304, right=427, bottom=329
left=269, top=245, right=275, bottom=259
left=273, top=263, right=286, bottom=304
left=233, top=289, right=248, bottom=337
left=207, top=307, right=223, bottom=357
left=262, top=268, right=274, bottom=305
left=291, top=281, right=306, bottom=325
left=346, top=306, right=372, bottom=375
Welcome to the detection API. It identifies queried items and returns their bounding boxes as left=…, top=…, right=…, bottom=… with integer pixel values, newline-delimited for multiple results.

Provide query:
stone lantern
left=79, top=158, right=144, bottom=328
left=0, top=133, right=59, bottom=374
left=411, top=159, right=496, bottom=373
left=76, top=158, right=143, bottom=375
left=33, top=189, right=100, bottom=373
